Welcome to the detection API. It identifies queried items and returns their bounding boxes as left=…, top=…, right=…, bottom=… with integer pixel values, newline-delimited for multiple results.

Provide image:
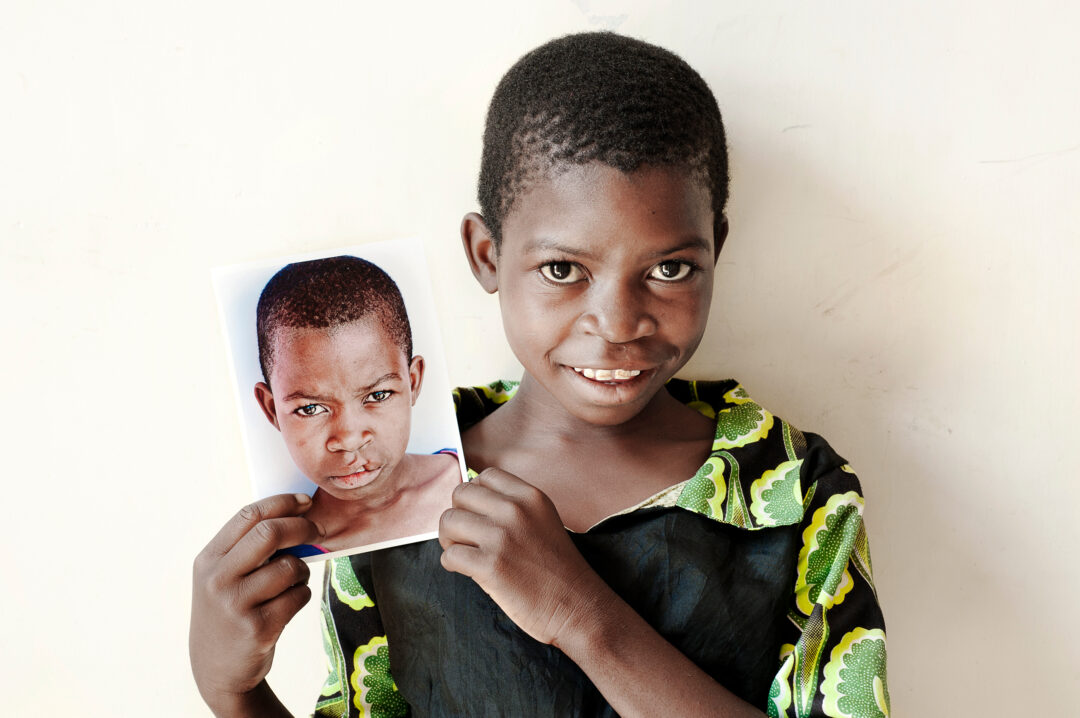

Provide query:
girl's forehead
left=500, top=163, right=716, bottom=254
left=524, top=160, right=711, bottom=202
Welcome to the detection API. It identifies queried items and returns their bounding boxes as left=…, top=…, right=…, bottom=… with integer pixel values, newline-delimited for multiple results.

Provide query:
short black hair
left=478, top=31, right=729, bottom=247
left=256, top=256, right=412, bottom=384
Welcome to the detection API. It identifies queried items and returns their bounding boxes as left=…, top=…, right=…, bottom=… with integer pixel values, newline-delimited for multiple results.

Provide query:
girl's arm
left=438, top=468, right=763, bottom=718
left=199, top=681, right=295, bottom=718
left=554, top=572, right=764, bottom=718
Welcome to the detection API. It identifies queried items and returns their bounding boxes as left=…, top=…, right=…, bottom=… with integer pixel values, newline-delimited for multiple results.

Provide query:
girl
left=191, top=32, right=888, bottom=718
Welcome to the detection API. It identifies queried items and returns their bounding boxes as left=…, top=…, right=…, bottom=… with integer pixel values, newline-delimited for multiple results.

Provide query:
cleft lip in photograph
left=212, top=238, right=465, bottom=562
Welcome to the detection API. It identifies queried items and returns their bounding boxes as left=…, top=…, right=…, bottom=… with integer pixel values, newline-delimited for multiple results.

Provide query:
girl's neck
left=491, top=373, right=713, bottom=448
left=462, top=373, right=716, bottom=531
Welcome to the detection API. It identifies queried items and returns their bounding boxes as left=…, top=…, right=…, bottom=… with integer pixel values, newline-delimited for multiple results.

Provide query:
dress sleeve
left=765, top=455, right=890, bottom=718
left=313, top=556, right=410, bottom=718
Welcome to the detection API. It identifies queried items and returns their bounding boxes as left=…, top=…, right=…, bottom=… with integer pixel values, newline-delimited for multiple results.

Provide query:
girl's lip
left=562, top=364, right=656, bottom=393
left=570, top=366, right=645, bottom=381
left=562, top=362, right=655, bottom=376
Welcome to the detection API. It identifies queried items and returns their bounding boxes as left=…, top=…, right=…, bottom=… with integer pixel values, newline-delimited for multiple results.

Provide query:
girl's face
left=477, top=162, right=719, bottom=427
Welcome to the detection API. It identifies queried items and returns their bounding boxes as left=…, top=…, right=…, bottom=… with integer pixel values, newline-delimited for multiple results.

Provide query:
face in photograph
left=255, top=318, right=426, bottom=502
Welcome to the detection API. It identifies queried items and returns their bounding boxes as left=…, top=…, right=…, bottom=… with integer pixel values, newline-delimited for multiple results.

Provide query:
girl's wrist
left=204, top=681, right=293, bottom=718
left=549, top=571, right=624, bottom=659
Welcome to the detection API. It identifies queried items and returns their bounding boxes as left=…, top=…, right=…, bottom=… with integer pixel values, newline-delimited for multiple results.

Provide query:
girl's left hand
left=437, top=467, right=605, bottom=647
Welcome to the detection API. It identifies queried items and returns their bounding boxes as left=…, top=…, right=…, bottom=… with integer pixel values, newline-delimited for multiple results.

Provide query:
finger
left=254, top=582, right=313, bottom=638
left=470, top=467, right=546, bottom=503
left=453, top=474, right=558, bottom=529
left=223, top=515, right=324, bottom=577
left=238, top=553, right=311, bottom=607
left=438, top=507, right=501, bottom=550
left=204, top=493, right=315, bottom=558
left=450, top=480, right=515, bottom=515
left=439, top=541, right=485, bottom=578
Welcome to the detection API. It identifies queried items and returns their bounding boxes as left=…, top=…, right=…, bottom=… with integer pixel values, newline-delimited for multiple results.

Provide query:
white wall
left=3, top=1, right=1077, bottom=714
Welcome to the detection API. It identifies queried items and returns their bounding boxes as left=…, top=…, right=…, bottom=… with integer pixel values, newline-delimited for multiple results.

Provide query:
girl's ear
left=713, top=214, right=729, bottom=265
left=461, top=212, right=499, bottom=294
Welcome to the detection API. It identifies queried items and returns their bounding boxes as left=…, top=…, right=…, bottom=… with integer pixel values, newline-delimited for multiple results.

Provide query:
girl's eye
left=368, top=390, right=392, bottom=402
left=295, top=404, right=327, bottom=417
left=539, top=262, right=585, bottom=283
left=649, top=260, right=694, bottom=282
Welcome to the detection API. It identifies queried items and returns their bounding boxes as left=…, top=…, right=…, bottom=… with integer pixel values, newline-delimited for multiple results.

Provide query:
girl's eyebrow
left=644, top=237, right=712, bottom=258
left=525, top=237, right=711, bottom=259
left=523, top=238, right=599, bottom=259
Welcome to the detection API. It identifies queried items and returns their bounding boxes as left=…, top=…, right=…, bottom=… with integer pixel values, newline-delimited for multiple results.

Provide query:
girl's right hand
left=189, top=493, right=323, bottom=716
left=437, top=468, right=606, bottom=648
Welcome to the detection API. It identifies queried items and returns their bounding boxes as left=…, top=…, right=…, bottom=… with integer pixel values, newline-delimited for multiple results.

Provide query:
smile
left=571, top=367, right=642, bottom=381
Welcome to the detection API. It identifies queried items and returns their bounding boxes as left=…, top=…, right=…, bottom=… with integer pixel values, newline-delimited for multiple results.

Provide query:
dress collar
left=454, top=379, right=810, bottom=531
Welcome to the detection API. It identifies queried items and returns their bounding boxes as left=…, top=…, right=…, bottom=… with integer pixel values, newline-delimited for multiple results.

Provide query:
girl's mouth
left=558, top=364, right=659, bottom=412
left=571, top=367, right=642, bottom=382
left=564, top=365, right=656, bottom=395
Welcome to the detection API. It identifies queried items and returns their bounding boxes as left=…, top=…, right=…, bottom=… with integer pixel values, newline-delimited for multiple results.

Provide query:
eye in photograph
left=294, top=403, right=327, bottom=417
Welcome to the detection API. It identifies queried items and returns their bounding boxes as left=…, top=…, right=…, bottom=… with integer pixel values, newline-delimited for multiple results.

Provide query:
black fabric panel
left=364, top=507, right=798, bottom=718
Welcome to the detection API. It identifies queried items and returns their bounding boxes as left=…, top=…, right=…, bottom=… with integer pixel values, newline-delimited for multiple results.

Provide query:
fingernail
left=295, top=493, right=312, bottom=505
left=314, top=521, right=326, bottom=537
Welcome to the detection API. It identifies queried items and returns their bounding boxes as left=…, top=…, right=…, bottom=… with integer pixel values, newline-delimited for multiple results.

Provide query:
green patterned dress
left=313, top=379, right=889, bottom=718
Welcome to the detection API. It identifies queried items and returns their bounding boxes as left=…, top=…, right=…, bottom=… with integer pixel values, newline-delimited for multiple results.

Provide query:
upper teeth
left=573, top=368, right=642, bottom=381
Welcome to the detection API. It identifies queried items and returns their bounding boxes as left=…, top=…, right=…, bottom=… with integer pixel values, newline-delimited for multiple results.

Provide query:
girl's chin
left=539, top=369, right=664, bottom=426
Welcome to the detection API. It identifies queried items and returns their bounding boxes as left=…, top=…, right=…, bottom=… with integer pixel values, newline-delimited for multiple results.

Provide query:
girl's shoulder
left=661, top=378, right=867, bottom=531
left=452, top=380, right=520, bottom=432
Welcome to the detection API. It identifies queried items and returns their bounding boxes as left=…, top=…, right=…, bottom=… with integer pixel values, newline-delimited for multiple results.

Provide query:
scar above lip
left=331, top=465, right=379, bottom=478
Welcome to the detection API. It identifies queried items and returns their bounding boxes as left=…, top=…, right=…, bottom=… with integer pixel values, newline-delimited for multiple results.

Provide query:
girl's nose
left=580, top=280, right=658, bottom=344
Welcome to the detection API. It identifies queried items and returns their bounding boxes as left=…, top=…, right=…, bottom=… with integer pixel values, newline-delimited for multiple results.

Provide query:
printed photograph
left=213, top=239, right=464, bottom=561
